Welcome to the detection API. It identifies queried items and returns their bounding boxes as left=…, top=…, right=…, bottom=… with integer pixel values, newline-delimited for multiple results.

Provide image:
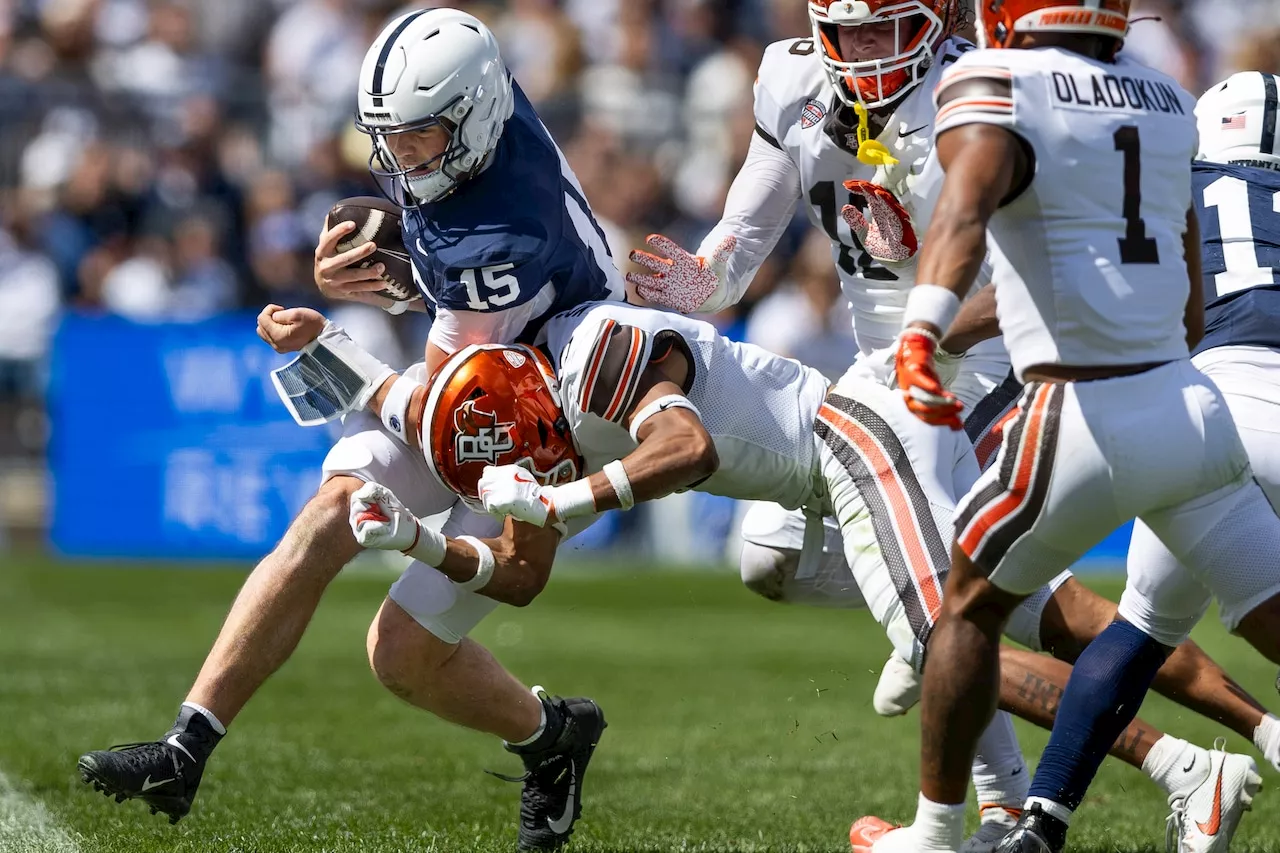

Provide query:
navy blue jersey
left=403, top=81, right=623, bottom=343
left=1193, top=161, right=1280, bottom=355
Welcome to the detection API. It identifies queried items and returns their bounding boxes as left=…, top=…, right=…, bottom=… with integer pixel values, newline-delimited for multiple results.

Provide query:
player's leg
left=77, top=407, right=453, bottom=822
left=815, top=381, right=1032, bottom=852
left=366, top=503, right=606, bottom=852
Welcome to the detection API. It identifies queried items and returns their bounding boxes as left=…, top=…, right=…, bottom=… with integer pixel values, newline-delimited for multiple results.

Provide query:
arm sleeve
left=694, top=132, right=802, bottom=310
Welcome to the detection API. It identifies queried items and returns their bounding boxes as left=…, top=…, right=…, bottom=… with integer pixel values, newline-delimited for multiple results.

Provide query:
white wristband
left=454, top=535, right=495, bottom=592
left=402, top=519, right=447, bottom=567
left=602, top=460, right=635, bottom=511
left=903, top=284, right=961, bottom=332
left=628, top=394, right=702, bottom=442
left=546, top=478, right=595, bottom=521
left=380, top=375, right=423, bottom=444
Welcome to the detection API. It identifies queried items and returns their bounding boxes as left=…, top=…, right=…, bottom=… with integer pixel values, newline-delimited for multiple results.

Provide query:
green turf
left=0, top=555, right=1277, bottom=852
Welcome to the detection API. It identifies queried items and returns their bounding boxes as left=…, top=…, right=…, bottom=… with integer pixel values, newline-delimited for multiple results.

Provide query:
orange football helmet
left=977, top=0, right=1130, bottom=49
left=809, top=0, right=959, bottom=110
left=422, top=344, right=582, bottom=509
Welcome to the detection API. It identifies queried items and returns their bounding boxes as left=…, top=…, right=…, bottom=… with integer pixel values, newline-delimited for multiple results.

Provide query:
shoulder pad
left=754, top=38, right=828, bottom=143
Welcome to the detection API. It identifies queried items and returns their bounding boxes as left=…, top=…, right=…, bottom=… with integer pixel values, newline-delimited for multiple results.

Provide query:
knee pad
left=739, top=542, right=794, bottom=602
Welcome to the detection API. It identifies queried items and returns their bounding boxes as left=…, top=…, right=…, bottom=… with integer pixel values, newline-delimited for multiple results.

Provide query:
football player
left=77, top=10, right=619, bottom=851
left=264, top=290, right=1276, bottom=851
left=851, top=1, right=1280, bottom=851
left=623, top=4, right=1034, bottom=838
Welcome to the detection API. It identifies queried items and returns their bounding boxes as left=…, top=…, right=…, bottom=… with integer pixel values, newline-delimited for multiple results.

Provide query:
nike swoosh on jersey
left=141, top=774, right=174, bottom=792
left=1195, top=764, right=1226, bottom=835
left=902, top=125, right=930, bottom=136
left=546, top=760, right=577, bottom=835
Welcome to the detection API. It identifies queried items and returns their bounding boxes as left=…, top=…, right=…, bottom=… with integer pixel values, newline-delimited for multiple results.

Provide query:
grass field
left=1, top=555, right=1277, bottom=853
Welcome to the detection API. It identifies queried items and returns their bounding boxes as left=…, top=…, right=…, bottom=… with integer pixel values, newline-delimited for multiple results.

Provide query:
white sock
left=1253, top=713, right=1280, bottom=772
left=1025, top=796, right=1073, bottom=825
left=913, top=792, right=966, bottom=851
left=1141, top=735, right=1209, bottom=798
left=181, top=701, right=227, bottom=735
left=972, top=712, right=1030, bottom=809
left=507, top=688, right=548, bottom=747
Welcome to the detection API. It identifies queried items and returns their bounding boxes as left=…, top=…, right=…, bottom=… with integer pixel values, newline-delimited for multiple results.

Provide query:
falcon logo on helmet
left=808, top=0, right=959, bottom=110
left=354, top=8, right=515, bottom=206
left=423, top=344, right=582, bottom=508
left=453, top=401, right=517, bottom=464
left=978, top=0, right=1131, bottom=50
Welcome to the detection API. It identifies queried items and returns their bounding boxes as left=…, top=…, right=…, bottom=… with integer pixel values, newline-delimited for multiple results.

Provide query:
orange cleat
left=850, top=816, right=898, bottom=852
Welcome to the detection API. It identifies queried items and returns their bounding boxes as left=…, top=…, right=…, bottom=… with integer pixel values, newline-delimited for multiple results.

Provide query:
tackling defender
left=78, top=10, right=619, bottom=850
left=850, top=2, right=1280, bottom=852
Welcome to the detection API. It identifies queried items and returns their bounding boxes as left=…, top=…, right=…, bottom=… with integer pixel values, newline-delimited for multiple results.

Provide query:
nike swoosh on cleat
left=546, top=760, right=577, bottom=835
left=1195, top=764, right=1226, bottom=835
left=166, top=735, right=196, bottom=764
left=141, top=775, right=174, bottom=792
left=1182, top=755, right=1196, bottom=774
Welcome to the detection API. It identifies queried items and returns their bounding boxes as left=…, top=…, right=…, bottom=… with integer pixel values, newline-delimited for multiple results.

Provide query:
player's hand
left=478, top=465, right=553, bottom=527
left=314, top=219, right=392, bottom=305
left=841, top=180, right=918, bottom=263
left=257, top=304, right=327, bottom=353
left=627, top=234, right=737, bottom=314
left=349, top=482, right=422, bottom=551
left=895, top=327, right=964, bottom=430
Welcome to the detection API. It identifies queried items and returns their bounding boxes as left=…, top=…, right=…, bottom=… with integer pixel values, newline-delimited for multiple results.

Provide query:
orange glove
left=895, top=328, right=964, bottom=430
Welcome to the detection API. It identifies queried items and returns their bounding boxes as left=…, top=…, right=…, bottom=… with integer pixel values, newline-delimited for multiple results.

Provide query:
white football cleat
left=1166, top=739, right=1262, bottom=853
left=959, top=805, right=1020, bottom=853
left=851, top=818, right=958, bottom=853
left=873, top=653, right=921, bottom=716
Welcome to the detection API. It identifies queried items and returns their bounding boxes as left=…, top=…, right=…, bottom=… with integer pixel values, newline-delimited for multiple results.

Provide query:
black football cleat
left=993, top=804, right=1068, bottom=853
left=498, top=688, right=607, bottom=851
left=77, top=706, right=222, bottom=824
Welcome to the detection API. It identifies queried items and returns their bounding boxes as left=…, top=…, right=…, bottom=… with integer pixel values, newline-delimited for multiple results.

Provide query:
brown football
left=325, top=196, right=417, bottom=302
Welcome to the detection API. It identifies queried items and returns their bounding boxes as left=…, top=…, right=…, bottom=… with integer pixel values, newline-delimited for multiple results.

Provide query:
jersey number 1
left=460, top=264, right=521, bottom=310
left=1114, top=126, right=1161, bottom=265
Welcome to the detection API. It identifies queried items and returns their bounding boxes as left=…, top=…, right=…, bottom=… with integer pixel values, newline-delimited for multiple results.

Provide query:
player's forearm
left=583, top=428, right=719, bottom=516
left=913, top=211, right=989, bottom=307
left=1182, top=206, right=1205, bottom=351
left=435, top=532, right=552, bottom=607
left=365, top=374, right=427, bottom=452
left=939, top=284, right=1000, bottom=354
left=698, top=134, right=802, bottom=306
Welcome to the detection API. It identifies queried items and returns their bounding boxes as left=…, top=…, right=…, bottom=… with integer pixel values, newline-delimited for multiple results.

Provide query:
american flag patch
left=1222, top=113, right=1248, bottom=130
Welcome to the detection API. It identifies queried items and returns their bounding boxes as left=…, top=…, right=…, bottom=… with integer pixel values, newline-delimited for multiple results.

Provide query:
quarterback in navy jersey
left=77, top=10, right=617, bottom=849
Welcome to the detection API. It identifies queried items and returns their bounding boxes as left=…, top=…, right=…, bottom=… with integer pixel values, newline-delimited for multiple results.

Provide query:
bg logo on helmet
left=453, top=400, right=516, bottom=464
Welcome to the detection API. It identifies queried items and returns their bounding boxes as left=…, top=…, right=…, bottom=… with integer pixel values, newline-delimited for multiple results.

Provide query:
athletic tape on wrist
left=546, top=478, right=595, bottom=521
left=602, top=460, right=635, bottom=511
left=903, top=284, right=960, bottom=333
left=628, top=394, right=701, bottom=443
left=454, top=535, right=495, bottom=592
left=380, top=375, right=424, bottom=445
left=402, top=519, right=447, bottom=567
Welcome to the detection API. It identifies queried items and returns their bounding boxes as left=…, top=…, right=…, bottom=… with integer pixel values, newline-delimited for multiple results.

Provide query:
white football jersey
left=544, top=302, right=831, bottom=511
left=934, top=48, right=1199, bottom=379
left=751, top=35, right=1004, bottom=362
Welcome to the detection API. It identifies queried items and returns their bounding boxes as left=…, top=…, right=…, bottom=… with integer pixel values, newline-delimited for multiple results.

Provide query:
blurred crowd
left=0, top=0, right=1277, bottom=398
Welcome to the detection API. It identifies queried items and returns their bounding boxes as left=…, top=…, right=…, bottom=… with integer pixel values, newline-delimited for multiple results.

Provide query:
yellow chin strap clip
left=853, top=101, right=899, bottom=167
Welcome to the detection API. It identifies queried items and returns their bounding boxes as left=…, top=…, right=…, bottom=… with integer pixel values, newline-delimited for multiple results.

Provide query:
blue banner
left=49, top=313, right=333, bottom=558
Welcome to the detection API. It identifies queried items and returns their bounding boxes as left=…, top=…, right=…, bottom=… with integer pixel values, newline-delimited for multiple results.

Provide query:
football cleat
left=960, top=805, right=1021, bottom=853
left=77, top=707, right=222, bottom=824
left=993, top=804, right=1067, bottom=853
left=872, top=653, right=921, bottom=717
left=1165, top=739, right=1262, bottom=853
left=501, top=688, right=607, bottom=851
left=851, top=817, right=958, bottom=853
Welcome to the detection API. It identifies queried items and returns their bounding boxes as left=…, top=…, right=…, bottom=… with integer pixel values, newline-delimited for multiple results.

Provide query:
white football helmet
left=1195, top=71, right=1280, bottom=172
left=355, top=8, right=514, bottom=205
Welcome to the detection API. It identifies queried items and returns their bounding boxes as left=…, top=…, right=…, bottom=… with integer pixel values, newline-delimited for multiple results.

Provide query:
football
left=325, top=196, right=417, bottom=302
